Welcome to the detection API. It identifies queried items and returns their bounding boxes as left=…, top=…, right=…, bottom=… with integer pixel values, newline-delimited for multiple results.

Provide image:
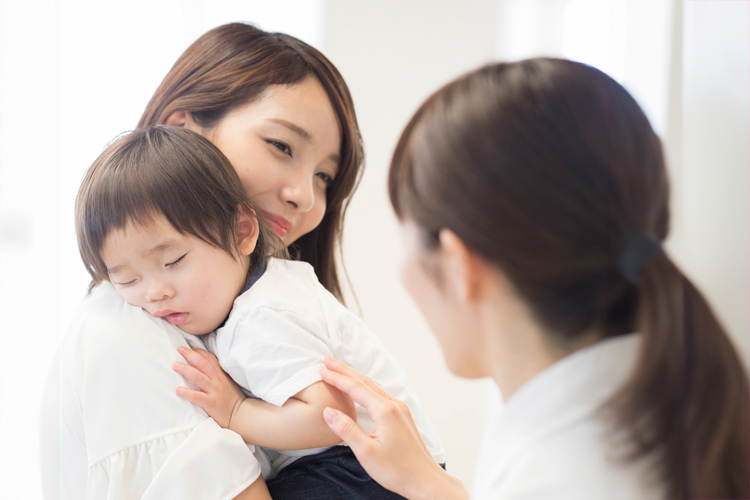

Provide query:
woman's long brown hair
left=138, top=23, right=364, bottom=303
left=389, top=58, right=749, bottom=498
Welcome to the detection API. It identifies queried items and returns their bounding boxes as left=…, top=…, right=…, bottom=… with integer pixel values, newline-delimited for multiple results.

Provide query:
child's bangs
left=76, top=127, right=248, bottom=285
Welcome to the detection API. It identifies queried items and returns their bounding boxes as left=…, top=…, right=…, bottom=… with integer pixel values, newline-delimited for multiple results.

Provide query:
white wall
left=672, top=0, right=750, bottom=364
left=324, top=0, right=499, bottom=485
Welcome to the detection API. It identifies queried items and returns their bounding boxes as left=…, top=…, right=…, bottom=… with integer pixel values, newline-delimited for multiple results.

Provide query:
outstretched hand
left=320, top=356, right=469, bottom=500
left=173, top=346, right=245, bottom=429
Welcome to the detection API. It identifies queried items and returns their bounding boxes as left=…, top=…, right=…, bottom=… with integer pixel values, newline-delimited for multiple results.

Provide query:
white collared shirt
left=472, top=334, right=665, bottom=499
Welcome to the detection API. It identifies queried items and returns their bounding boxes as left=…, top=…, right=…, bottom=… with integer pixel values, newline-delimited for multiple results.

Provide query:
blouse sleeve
left=54, top=284, right=261, bottom=499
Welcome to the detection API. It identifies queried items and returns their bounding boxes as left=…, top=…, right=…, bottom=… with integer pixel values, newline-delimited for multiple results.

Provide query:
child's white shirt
left=205, top=258, right=445, bottom=473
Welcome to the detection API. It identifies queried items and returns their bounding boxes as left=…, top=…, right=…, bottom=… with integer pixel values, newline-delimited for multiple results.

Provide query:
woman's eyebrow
left=267, top=118, right=310, bottom=140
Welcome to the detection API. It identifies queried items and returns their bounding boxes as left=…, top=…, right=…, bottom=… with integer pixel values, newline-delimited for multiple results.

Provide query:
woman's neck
left=480, top=281, right=600, bottom=401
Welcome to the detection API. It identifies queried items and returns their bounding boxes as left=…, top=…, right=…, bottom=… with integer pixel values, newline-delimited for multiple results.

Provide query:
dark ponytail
left=611, top=249, right=749, bottom=498
left=389, top=58, right=749, bottom=498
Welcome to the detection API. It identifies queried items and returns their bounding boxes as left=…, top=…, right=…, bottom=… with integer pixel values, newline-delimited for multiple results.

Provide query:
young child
left=75, top=126, right=445, bottom=497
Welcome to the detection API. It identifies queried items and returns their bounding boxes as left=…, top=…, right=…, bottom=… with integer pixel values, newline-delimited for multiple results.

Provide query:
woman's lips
left=265, top=213, right=292, bottom=238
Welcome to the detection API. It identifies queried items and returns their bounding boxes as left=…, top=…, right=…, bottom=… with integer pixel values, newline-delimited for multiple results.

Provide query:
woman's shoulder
left=60, top=283, right=196, bottom=399
left=59, top=284, right=215, bottom=463
left=64, top=283, right=183, bottom=351
left=476, top=416, right=663, bottom=500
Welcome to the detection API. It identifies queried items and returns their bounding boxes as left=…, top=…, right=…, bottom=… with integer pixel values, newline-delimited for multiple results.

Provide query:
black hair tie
left=618, top=234, right=661, bottom=284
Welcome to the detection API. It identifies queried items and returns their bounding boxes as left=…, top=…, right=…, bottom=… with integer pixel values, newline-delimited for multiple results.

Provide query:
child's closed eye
left=114, top=279, right=137, bottom=287
left=166, top=254, right=187, bottom=268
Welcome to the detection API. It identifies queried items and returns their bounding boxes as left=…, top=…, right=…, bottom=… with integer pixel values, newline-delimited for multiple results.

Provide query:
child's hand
left=173, top=346, right=245, bottom=429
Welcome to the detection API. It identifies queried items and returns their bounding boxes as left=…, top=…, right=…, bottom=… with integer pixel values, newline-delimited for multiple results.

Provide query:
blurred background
left=0, top=0, right=747, bottom=497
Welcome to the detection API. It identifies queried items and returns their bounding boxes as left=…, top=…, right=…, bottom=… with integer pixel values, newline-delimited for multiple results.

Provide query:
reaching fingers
left=178, top=346, right=216, bottom=378
left=321, top=359, right=430, bottom=456
left=320, top=366, right=401, bottom=421
left=323, top=357, right=391, bottom=399
left=323, top=407, right=374, bottom=456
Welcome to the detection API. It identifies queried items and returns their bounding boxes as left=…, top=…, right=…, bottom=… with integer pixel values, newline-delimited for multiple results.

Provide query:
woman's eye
left=316, top=172, right=334, bottom=188
left=267, top=140, right=292, bottom=157
left=166, top=254, right=187, bottom=268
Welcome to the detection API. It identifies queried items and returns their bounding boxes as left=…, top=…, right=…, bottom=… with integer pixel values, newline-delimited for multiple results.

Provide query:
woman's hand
left=320, top=357, right=469, bottom=500
left=173, top=347, right=245, bottom=429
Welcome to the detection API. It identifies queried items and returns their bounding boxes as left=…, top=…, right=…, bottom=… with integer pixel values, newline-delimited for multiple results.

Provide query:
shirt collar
left=492, top=333, right=642, bottom=455
left=242, top=260, right=268, bottom=294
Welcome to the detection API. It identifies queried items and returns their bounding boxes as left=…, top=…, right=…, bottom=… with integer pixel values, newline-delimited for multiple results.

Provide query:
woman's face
left=399, top=221, right=488, bottom=379
left=195, top=76, right=341, bottom=246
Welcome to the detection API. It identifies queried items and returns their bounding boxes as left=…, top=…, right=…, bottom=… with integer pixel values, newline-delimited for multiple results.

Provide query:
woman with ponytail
left=320, top=58, right=749, bottom=499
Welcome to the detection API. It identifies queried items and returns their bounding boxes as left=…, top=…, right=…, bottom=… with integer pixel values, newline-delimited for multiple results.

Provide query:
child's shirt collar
left=242, top=260, right=268, bottom=294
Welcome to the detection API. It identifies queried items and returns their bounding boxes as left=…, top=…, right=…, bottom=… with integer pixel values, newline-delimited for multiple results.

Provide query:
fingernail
left=323, top=407, right=338, bottom=425
left=178, top=346, right=186, bottom=352
left=173, top=362, right=180, bottom=369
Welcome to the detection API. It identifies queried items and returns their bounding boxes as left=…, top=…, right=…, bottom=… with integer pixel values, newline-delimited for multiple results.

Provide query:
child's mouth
left=164, top=312, right=189, bottom=325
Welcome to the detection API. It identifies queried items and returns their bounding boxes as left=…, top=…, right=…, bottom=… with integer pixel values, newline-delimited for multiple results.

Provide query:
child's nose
left=147, top=281, right=175, bottom=302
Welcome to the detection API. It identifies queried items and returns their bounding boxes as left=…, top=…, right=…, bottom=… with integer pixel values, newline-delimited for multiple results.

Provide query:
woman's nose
left=281, top=170, right=315, bottom=212
left=146, top=279, right=175, bottom=302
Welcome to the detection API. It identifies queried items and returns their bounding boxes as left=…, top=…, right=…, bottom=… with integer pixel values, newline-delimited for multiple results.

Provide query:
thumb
left=324, top=407, right=370, bottom=452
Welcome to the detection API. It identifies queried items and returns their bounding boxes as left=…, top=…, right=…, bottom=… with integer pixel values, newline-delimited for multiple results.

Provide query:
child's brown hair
left=76, top=126, right=285, bottom=290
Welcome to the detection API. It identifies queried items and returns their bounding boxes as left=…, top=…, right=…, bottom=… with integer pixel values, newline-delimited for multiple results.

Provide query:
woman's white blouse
left=42, top=283, right=262, bottom=499
left=472, top=334, right=665, bottom=500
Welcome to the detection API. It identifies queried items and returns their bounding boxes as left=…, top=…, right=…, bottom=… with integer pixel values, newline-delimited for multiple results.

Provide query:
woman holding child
left=46, top=23, right=417, bottom=499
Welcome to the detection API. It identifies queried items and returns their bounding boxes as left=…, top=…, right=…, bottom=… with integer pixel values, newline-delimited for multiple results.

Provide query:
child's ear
left=237, top=210, right=259, bottom=257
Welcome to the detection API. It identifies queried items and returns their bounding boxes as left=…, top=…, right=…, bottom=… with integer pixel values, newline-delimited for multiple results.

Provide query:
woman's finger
left=173, top=361, right=212, bottom=392
left=178, top=346, right=216, bottom=378
left=320, top=366, right=393, bottom=417
left=323, top=357, right=391, bottom=399
left=323, top=407, right=375, bottom=457
left=321, top=362, right=430, bottom=457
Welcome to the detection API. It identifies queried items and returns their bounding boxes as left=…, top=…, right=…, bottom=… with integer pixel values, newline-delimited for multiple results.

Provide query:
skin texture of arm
left=320, top=357, right=469, bottom=500
left=174, top=347, right=357, bottom=449
left=233, top=476, right=271, bottom=500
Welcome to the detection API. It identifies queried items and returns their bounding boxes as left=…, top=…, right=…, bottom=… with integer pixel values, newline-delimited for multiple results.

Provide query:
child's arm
left=173, top=346, right=357, bottom=449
